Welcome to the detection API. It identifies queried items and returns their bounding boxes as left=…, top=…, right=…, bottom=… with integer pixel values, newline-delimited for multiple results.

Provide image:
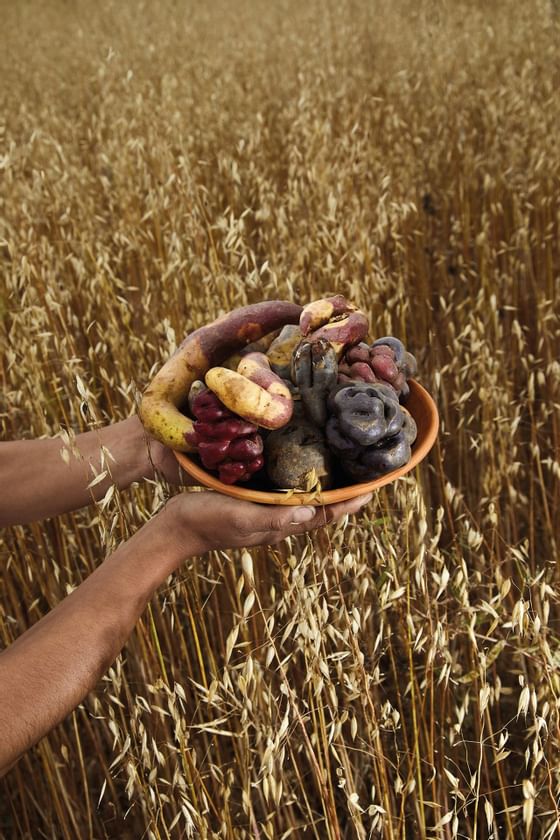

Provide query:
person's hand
left=165, top=490, right=373, bottom=558
left=146, top=435, right=195, bottom=486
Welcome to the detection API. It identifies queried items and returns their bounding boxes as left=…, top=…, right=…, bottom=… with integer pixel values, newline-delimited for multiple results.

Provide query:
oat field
left=1, top=1, right=559, bottom=837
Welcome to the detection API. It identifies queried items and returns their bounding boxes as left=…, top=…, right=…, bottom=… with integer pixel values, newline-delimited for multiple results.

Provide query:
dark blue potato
left=327, top=382, right=404, bottom=447
left=326, top=379, right=418, bottom=481
left=325, top=417, right=362, bottom=454
left=337, top=411, right=418, bottom=480
left=292, top=339, right=338, bottom=427
left=401, top=410, right=418, bottom=444
left=339, top=427, right=413, bottom=481
left=363, top=411, right=417, bottom=471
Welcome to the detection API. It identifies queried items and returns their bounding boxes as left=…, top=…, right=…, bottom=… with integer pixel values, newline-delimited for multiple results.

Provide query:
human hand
left=165, top=490, right=373, bottom=559
left=146, top=435, right=195, bottom=486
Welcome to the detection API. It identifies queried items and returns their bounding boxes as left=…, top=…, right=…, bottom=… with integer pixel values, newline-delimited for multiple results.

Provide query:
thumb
left=289, top=506, right=317, bottom=524
left=255, top=503, right=317, bottom=532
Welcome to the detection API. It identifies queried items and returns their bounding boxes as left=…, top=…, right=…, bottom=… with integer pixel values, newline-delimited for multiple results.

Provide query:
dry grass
left=1, top=0, right=559, bottom=837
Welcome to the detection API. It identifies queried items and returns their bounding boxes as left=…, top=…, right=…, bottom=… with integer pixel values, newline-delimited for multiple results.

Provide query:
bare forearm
left=0, top=416, right=154, bottom=526
left=0, top=488, right=372, bottom=776
left=0, top=504, right=190, bottom=775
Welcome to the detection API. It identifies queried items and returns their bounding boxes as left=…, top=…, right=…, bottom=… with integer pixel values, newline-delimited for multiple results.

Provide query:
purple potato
left=327, top=382, right=404, bottom=447
left=326, top=381, right=418, bottom=481
left=292, top=338, right=338, bottom=427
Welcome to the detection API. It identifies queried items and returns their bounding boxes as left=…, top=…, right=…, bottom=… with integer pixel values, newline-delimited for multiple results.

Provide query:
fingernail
left=359, top=493, right=373, bottom=505
left=291, top=506, right=316, bottom=523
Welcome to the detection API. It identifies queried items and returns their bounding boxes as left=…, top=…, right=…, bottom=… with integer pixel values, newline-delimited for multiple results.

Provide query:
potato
left=139, top=301, right=302, bottom=451
left=266, top=324, right=302, bottom=380
left=265, top=413, right=334, bottom=490
left=205, top=353, right=293, bottom=429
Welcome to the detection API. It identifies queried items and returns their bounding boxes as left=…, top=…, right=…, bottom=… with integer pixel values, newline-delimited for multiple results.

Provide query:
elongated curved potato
left=206, top=352, right=293, bottom=429
left=140, top=302, right=302, bottom=451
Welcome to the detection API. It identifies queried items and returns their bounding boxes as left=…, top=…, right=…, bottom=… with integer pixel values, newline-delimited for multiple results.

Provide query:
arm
left=0, top=416, right=186, bottom=527
left=0, top=490, right=372, bottom=776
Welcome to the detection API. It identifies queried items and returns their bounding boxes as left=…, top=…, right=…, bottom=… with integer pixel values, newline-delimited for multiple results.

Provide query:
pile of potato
left=140, top=297, right=418, bottom=490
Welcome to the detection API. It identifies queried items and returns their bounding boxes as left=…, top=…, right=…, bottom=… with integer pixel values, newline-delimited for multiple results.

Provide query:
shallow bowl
left=174, top=379, right=438, bottom=505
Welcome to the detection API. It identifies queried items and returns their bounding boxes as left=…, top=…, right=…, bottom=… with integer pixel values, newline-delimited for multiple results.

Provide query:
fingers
left=233, top=492, right=373, bottom=539
left=322, top=492, right=373, bottom=522
left=274, top=492, right=373, bottom=538
left=172, top=490, right=373, bottom=554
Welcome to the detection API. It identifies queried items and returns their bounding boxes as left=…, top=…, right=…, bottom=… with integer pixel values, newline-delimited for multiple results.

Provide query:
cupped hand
left=167, top=490, right=373, bottom=557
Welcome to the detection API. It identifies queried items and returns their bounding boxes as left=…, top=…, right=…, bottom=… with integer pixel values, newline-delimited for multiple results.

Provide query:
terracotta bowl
left=174, top=379, right=439, bottom=506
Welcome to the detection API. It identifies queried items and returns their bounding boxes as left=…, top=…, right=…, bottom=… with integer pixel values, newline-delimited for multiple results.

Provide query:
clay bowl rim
left=173, top=379, right=439, bottom=506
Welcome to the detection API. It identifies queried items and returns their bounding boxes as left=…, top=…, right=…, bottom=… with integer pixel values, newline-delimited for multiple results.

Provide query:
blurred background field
left=0, top=0, right=559, bottom=837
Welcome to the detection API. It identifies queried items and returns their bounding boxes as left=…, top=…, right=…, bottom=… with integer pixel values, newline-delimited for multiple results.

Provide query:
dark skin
left=0, top=415, right=372, bottom=775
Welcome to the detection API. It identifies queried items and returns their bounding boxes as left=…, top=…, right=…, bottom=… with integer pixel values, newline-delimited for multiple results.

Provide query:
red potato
left=193, top=419, right=257, bottom=439
left=197, top=439, right=231, bottom=468
left=227, top=434, right=264, bottom=461
left=299, top=295, right=358, bottom=336
left=345, top=343, right=370, bottom=364
left=349, top=361, right=377, bottom=382
left=139, top=301, right=302, bottom=451
left=219, top=457, right=264, bottom=484
left=205, top=352, right=293, bottom=430
left=187, top=389, right=266, bottom=483
left=306, top=310, right=369, bottom=355
left=299, top=295, right=368, bottom=354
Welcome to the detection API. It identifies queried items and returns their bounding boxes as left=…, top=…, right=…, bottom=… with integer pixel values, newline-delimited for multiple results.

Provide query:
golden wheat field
left=1, top=0, right=559, bottom=837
